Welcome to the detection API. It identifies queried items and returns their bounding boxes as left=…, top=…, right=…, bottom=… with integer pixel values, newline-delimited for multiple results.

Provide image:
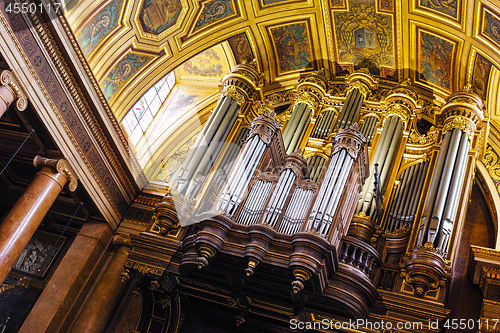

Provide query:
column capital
left=0, top=70, right=27, bottom=111
left=294, top=70, right=328, bottom=110
left=33, top=155, right=79, bottom=192
left=112, top=233, right=132, bottom=248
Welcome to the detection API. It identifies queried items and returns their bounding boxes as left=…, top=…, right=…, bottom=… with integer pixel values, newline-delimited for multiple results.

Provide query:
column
left=69, top=234, right=133, bottom=333
left=171, top=61, right=263, bottom=200
left=355, top=84, right=418, bottom=220
left=0, top=155, right=78, bottom=285
left=19, top=221, right=113, bottom=333
left=332, top=71, right=377, bottom=132
left=0, top=70, right=27, bottom=117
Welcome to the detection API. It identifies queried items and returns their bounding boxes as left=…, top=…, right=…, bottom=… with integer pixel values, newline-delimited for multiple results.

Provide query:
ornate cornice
left=221, top=61, right=264, bottom=102
left=0, top=70, right=27, bottom=111
left=443, top=115, right=476, bottom=140
left=26, top=12, right=138, bottom=198
left=283, top=149, right=308, bottom=178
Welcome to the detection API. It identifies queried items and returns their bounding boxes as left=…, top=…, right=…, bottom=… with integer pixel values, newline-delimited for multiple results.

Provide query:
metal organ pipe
left=385, top=162, right=428, bottom=232
left=282, top=103, right=304, bottom=144
left=333, top=88, right=365, bottom=132
left=215, top=128, right=250, bottom=188
left=286, top=105, right=312, bottom=154
left=262, top=168, right=296, bottom=227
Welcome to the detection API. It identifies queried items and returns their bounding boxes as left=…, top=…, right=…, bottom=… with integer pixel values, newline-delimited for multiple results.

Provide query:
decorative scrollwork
left=295, top=91, right=317, bottom=110
left=387, top=103, right=410, bottom=124
left=0, top=70, right=27, bottom=111
left=222, top=85, right=246, bottom=106
left=407, top=126, right=438, bottom=145
left=443, top=115, right=475, bottom=140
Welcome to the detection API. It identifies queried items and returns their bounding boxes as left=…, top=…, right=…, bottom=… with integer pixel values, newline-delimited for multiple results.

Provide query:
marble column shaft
left=0, top=156, right=74, bottom=285
left=69, top=244, right=131, bottom=333
left=0, top=85, right=14, bottom=118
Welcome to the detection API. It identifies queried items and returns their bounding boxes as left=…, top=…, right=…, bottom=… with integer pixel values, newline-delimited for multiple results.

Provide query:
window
left=122, top=71, right=176, bottom=145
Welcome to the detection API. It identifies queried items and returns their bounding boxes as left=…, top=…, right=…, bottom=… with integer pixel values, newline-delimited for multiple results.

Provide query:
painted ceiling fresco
left=65, top=0, right=500, bottom=174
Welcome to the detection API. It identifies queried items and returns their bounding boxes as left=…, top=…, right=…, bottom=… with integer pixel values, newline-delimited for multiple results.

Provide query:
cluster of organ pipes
left=282, top=102, right=312, bottom=154
left=359, top=115, right=378, bottom=145
left=312, top=109, right=337, bottom=139
left=417, top=128, right=470, bottom=251
left=332, top=87, right=365, bottom=132
left=385, top=161, right=429, bottom=233
left=356, top=114, right=405, bottom=219
left=166, top=62, right=485, bottom=272
left=172, top=95, right=241, bottom=200
left=215, top=133, right=268, bottom=217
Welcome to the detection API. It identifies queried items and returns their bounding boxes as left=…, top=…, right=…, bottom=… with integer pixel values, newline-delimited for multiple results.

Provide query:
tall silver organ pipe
left=307, top=155, right=327, bottom=182
left=172, top=95, right=240, bottom=199
left=282, top=102, right=312, bottom=154
left=312, top=109, right=337, bottom=139
left=332, top=87, right=365, bottom=132
left=278, top=187, right=314, bottom=234
left=306, top=124, right=366, bottom=236
left=386, top=161, right=429, bottom=232
left=359, top=115, right=378, bottom=146
left=356, top=115, right=405, bottom=219
left=416, top=129, right=470, bottom=251
left=214, top=112, right=281, bottom=217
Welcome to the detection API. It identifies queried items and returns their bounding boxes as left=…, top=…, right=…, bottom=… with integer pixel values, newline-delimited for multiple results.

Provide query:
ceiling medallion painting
left=417, top=30, right=455, bottom=92
left=228, top=33, right=254, bottom=64
left=75, top=0, right=124, bottom=58
left=138, top=0, right=187, bottom=37
left=333, top=0, right=394, bottom=76
left=472, top=53, right=494, bottom=100
left=269, top=22, right=314, bottom=75
left=177, top=46, right=229, bottom=79
left=418, top=0, right=458, bottom=19
left=192, top=0, right=236, bottom=34
left=100, top=53, right=152, bottom=101
left=481, top=6, right=500, bottom=49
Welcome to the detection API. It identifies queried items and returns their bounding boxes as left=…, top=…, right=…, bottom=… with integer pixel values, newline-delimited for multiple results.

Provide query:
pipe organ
left=144, top=65, right=488, bottom=328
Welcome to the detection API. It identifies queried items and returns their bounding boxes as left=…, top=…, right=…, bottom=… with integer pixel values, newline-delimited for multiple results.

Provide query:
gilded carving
left=222, top=85, right=246, bottom=106
left=162, top=132, right=200, bottom=183
left=443, top=115, right=475, bottom=140
left=346, top=80, right=370, bottom=98
left=295, top=91, right=318, bottom=110
left=407, top=126, right=438, bottom=145
left=0, top=70, right=27, bottom=111
left=387, top=103, right=410, bottom=124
